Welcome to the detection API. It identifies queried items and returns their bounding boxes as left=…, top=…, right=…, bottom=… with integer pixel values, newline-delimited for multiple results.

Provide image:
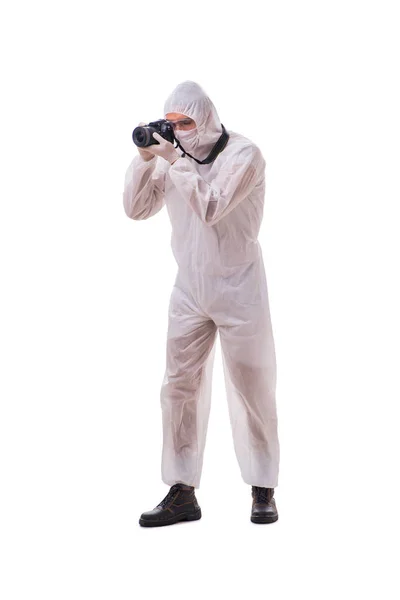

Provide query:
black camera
left=132, top=119, right=175, bottom=148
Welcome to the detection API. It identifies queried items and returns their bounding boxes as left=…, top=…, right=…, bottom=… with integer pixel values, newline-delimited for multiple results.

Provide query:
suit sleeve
left=167, top=144, right=265, bottom=226
left=123, top=154, right=167, bottom=220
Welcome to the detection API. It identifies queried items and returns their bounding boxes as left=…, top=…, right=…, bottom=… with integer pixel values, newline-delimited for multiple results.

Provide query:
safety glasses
left=166, top=117, right=196, bottom=130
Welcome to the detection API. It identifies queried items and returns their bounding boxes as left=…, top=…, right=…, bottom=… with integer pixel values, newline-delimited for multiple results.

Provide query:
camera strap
left=173, top=124, right=230, bottom=165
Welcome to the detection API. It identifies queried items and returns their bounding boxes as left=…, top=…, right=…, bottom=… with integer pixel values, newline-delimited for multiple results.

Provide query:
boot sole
left=251, top=514, right=279, bottom=524
left=139, top=508, right=202, bottom=527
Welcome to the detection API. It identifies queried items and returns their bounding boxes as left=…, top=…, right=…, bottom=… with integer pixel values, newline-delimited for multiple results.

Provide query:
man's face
left=165, top=112, right=196, bottom=131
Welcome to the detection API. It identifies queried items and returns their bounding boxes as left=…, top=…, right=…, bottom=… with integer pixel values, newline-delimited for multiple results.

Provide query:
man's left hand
left=147, top=132, right=181, bottom=165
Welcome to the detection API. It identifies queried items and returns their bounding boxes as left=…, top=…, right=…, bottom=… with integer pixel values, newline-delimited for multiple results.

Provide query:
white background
left=1, top=0, right=399, bottom=598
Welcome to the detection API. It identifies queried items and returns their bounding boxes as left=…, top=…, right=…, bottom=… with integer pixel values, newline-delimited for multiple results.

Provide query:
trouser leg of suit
left=160, top=281, right=218, bottom=489
left=218, top=266, right=280, bottom=488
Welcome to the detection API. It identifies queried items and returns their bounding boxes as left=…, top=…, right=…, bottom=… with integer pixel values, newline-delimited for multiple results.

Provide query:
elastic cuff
left=138, top=153, right=156, bottom=164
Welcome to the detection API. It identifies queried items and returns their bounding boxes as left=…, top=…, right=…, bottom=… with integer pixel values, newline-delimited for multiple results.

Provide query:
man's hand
left=148, top=132, right=181, bottom=165
left=136, top=122, right=156, bottom=162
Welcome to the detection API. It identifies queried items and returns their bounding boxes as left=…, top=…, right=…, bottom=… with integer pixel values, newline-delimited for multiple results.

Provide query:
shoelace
left=158, top=484, right=182, bottom=508
left=253, top=486, right=272, bottom=504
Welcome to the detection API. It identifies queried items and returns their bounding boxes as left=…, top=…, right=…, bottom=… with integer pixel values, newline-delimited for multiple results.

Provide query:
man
left=123, top=81, right=280, bottom=526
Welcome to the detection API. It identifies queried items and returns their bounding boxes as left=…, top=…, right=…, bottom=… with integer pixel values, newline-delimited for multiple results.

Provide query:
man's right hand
left=136, top=122, right=156, bottom=162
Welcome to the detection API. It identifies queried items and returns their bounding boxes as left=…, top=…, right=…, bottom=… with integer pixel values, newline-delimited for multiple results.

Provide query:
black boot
left=139, top=483, right=202, bottom=527
left=251, top=486, right=279, bottom=524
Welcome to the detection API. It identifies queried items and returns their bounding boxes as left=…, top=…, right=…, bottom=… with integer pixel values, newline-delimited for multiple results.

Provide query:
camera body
left=132, top=119, right=175, bottom=147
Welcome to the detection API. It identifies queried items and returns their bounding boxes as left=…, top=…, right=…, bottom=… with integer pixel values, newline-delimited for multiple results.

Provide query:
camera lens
left=132, top=126, right=152, bottom=147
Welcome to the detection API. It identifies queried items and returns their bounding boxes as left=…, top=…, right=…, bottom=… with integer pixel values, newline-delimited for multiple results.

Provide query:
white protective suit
left=123, top=81, right=280, bottom=489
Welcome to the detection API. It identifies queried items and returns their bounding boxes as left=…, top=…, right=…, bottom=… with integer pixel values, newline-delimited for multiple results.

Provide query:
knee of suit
left=160, top=373, right=204, bottom=404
